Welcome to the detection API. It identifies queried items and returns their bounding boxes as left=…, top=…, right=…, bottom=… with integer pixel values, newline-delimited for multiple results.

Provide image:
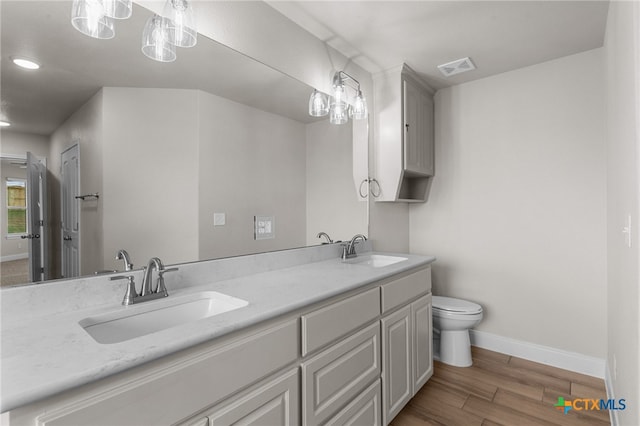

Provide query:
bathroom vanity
left=1, top=247, right=435, bottom=425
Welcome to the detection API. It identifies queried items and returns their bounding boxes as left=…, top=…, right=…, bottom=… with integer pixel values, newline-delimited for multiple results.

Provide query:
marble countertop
left=0, top=251, right=434, bottom=412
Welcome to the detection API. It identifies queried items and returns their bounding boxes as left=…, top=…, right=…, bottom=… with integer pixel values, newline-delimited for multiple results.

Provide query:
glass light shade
left=142, top=15, right=176, bottom=62
left=308, top=90, right=329, bottom=117
left=163, top=0, right=197, bottom=48
left=330, top=84, right=349, bottom=125
left=102, top=0, right=132, bottom=19
left=71, top=0, right=115, bottom=39
left=350, top=90, right=368, bottom=120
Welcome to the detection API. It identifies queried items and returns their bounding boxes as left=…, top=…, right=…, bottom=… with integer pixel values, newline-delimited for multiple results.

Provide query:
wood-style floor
left=392, top=347, right=610, bottom=426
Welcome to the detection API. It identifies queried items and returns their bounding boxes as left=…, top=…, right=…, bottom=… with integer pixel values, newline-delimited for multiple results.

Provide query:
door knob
left=21, top=234, right=40, bottom=239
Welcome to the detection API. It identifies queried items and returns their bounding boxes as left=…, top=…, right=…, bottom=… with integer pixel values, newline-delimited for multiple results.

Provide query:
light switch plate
left=254, top=215, right=275, bottom=240
left=214, top=212, right=226, bottom=226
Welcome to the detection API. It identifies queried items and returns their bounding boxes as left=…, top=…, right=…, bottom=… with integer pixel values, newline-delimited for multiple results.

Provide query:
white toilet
left=432, top=296, right=483, bottom=367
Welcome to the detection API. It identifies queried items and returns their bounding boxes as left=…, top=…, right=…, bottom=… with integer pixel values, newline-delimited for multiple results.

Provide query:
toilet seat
left=433, top=296, right=482, bottom=315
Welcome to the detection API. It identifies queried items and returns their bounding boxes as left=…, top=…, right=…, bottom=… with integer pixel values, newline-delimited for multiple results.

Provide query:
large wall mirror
left=0, top=1, right=368, bottom=287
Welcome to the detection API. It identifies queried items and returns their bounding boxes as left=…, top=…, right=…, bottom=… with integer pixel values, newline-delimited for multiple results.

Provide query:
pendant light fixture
left=102, top=0, right=132, bottom=20
left=71, top=0, right=115, bottom=39
left=163, top=0, right=197, bottom=48
left=70, top=0, right=198, bottom=63
left=350, top=88, right=368, bottom=120
left=308, top=89, right=329, bottom=117
left=309, top=71, right=367, bottom=125
left=329, top=76, right=349, bottom=125
left=142, top=14, right=176, bottom=62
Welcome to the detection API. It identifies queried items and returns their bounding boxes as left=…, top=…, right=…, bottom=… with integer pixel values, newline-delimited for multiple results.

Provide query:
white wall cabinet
left=10, top=266, right=432, bottom=426
left=373, top=64, right=435, bottom=202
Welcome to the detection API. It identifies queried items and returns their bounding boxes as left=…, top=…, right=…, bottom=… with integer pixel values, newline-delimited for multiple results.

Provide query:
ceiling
left=267, top=1, right=610, bottom=90
left=0, top=1, right=319, bottom=136
left=1, top=1, right=610, bottom=136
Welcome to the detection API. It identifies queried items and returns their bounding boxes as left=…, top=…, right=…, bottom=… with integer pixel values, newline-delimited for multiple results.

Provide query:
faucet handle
left=110, top=274, right=138, bottom=305
left=158, top=267, right=179, bottom=276
left=156, top=267, right=178, bottom=297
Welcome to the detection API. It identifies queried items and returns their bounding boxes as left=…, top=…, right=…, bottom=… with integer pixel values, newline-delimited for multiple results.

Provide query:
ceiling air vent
left=437, top=57, right=476, bottom=77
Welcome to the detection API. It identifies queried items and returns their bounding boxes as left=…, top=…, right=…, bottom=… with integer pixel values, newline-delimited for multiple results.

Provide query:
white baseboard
left=605, top=361, right=619, bottom=426
left=1, top=253, right=28, bottom=262
left=470, top=330, right=606, bottom=378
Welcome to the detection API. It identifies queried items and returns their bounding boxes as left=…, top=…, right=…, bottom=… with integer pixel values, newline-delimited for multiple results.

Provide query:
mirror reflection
left=0, top=1, right=368, bottom=287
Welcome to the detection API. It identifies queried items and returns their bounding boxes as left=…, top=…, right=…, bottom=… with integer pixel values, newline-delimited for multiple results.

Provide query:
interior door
left=25, top=152, right=48, bottom=281
left=61, top=145, right=80, bottom=278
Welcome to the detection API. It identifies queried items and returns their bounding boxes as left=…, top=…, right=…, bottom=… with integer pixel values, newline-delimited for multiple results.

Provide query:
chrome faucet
left=317, top=232, right=333, bottom=244
left=342, top=234, right=367, bottom=260
left=110, top=257, right=178, bottom=305
left=115, top=249, right=133, bottom=271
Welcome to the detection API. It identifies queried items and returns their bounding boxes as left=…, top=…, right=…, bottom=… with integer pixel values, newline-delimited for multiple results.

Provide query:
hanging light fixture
left=350, top=88, right=368, bottom=120
left=308, top=89, right=329, bottom=117
left=163, top=0, right=197, bottom=48
left=71, top=0, right=115, bottom=39
left=311, top=71, right=367, bottom=125
left=102, top=0, right=132, bottom=20
left=330, top=74, right=349, bottom=125
left=141, top=14, right=176, bottom=62
left=70, top=0, right=197, bottom=62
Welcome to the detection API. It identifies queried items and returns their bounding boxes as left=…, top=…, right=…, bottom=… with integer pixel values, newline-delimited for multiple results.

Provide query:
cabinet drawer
left=381, top=267, right=430, bottom=314
left=301, top=322, right=380, bottom=425
left=301, top=287, right=379, bottom=355
left=325, top=379, right=381, bottom=426
left=36, top=320, right=299, bottom=426
left=205, top=368, right=299, bottom=426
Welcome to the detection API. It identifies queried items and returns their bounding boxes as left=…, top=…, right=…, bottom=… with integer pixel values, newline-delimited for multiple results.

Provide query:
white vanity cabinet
left=380, top=269, right=433, bottom=424
left=374, top=64, right=435, bottom=202
left=8, top=264, right=433, bottom=426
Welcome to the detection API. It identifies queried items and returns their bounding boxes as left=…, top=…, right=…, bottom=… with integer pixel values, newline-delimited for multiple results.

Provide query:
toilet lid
left=432, top=296, right=482, bottom=314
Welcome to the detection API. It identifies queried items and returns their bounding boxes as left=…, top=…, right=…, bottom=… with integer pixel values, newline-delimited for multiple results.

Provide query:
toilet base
left=439, top=329, right=473, bottom=367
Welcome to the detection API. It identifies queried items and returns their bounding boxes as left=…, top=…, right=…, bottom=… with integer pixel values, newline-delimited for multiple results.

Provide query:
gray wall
left=198, top=90, right=307, bottom=260
left=410, top=49, right=607, bottom=358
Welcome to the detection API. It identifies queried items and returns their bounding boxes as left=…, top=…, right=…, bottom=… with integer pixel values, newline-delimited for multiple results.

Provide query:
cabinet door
left=302, top=322, right=380, bottom=425
left=381, top=305, right=412, bottom=425
left=204, top=369, right=299, bottom=426
left=412, top=294, right=433, bottom=394
left=403, top=77, right=434, bottom=176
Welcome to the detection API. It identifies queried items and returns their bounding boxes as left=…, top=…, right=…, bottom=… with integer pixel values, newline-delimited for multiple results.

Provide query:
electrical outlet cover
left=254, top=216, right=275, bottom=240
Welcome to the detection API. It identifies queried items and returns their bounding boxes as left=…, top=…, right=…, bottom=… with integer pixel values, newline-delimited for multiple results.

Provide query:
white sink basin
left=79, top=291, right=248, bottom=344
left=346, top=254, right=408, bottom=268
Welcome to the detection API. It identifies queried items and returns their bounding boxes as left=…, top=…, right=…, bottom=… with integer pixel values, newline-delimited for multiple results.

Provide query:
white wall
left=306, top=119, right=367, bottom=246
left=1, top=131, right=49, bottom=158
left=410, top=49, right=607, bottom=358
left=101, top=87, right=200, bottom=271
left=50, top=91, right=104, bottom=277
left=605, top=1, right=640, bottom=424
left=198, top=91, right=307, bottom=260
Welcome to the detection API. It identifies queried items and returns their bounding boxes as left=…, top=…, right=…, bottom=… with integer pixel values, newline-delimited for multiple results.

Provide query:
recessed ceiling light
left=11, top=57, right=41, bottom=70
left=0, top=121, right=11, bottom=127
